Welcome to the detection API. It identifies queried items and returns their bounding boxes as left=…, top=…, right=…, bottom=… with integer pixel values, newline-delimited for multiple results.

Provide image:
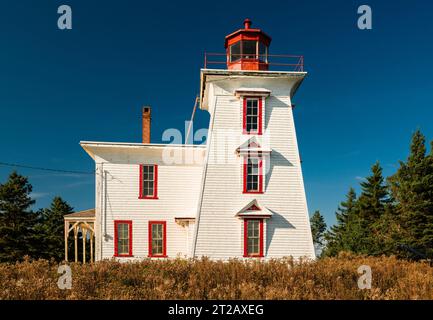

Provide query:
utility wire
left=0, top=161, right=95, bottom=175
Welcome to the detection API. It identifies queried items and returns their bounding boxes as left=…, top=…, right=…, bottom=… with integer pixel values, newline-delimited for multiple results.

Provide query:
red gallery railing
left=204, top=52, right=304, bottom=72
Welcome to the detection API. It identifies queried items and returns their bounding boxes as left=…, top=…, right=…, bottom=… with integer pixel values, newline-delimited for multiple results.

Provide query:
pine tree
left=0, top=171, right=38, bottom=262
left=388, top=130, right=433, bottom=258
left=356, top=162, right=391, bottom=255
left=310, top=210, right=327, bottom=256
left=38, top=197, right=74, bottom=261
left=324, top=188, right=358, bottom=256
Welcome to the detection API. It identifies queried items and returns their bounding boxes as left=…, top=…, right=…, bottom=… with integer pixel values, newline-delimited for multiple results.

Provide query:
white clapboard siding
left=193, top=75, right=315, bottom=260
left=89, top=147, right=204, bottom=261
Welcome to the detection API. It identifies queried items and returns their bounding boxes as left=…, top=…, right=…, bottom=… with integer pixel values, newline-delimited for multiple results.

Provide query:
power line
left=0, top=161, right=95, bottom=175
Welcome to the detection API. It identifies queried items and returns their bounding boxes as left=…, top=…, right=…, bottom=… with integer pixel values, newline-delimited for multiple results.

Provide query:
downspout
left=99, top=163, right=106, bottom=260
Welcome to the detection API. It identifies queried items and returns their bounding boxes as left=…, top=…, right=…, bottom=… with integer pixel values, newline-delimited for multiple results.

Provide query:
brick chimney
left=142, top=106, right=151, bottom=144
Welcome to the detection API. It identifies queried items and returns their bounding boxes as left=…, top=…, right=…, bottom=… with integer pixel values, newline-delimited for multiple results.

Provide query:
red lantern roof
left=224, top=19, right=272, bottom=48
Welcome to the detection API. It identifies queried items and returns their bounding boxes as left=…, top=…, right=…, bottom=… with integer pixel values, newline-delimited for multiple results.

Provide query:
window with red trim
left=244, top=219, right=264, bottom=257
left=243, top=156, right=263, bottom=193
left=243, top=97, right=262, bottom=135
left=148, top=221, right=167, bottom=257
left=139, top=164, right=158, bottom=199
left=114, top=220, right=132, bottom=257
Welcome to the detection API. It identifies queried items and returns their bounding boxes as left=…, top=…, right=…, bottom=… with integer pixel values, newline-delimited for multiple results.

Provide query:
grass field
left=1, top=253, right=432, bottom=300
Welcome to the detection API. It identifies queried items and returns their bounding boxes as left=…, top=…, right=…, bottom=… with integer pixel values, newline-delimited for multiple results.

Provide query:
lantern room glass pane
left=243, top=40, right=257, bottom=59
left=230, top=42, right=241, bottom=62
left=259, top=42, right=268, bottom=62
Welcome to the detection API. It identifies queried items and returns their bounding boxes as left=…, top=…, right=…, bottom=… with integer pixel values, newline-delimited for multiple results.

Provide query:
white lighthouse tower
left=192, top=19, right=315, bottom=260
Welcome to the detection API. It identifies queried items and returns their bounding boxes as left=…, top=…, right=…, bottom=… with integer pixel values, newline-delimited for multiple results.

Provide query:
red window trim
left=243, top=218, right=264, bottom=258
left=243, top=155, right=264, bottom=194
left=242, top=97, right=263, bottom=135
left=114, top=220, right=133, bottom=257
left=139, top=164, right=158, bottom=199
left=148, top=221, right=167, bottom=258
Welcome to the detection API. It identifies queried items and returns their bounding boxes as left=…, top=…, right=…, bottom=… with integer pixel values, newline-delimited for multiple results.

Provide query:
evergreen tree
left=310, top=210, right=327, bottom=256
left=0, top=171, right=38, bottom=262
left=324, top=188, right=358, bottom=256
left=356, top=162, right=391, bottom=255
left=38, top=197, right=74, bottom=261
left=388, top=130, right=433, bottom=258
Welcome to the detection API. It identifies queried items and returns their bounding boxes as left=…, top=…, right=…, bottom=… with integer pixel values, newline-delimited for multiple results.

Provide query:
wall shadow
left=265, top=209, right=296, bottom=254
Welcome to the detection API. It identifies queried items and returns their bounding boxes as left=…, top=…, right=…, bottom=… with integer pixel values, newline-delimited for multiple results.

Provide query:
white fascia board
left=234, top=87, right=271, bottom=98
left=79, top=141, right=206, bottom=162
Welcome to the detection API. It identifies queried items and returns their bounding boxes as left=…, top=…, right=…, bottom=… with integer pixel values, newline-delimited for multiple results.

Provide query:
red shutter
left=154, top=165, right=158, bottom=199
left=138, top=165, right=143, bottom=199
left=258, top=97, right=263, bottom=135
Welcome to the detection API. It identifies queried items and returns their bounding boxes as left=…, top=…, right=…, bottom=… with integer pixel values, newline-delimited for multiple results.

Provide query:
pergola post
left=90, top=231, right=94, bottom=263
left=64, top=221, right=69, bottom=262
left=82, top=227, right=87, bottom=264
left=74, top=226, right=78, bottom=263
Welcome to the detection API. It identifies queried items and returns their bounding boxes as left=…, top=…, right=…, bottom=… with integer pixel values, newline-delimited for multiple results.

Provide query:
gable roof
left=64, top=209, right=95, bottom=220
left=236, top=137, right=271, bottom=155
left=235, top=199, right=272, bottom=218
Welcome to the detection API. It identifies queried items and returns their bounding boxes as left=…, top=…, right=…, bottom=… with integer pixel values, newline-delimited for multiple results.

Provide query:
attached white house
left=65, top=19, right=315, bottom=262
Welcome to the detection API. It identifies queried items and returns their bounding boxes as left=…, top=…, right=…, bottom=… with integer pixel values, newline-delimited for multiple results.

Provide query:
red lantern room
left=225, top=19, right=272, bottom=71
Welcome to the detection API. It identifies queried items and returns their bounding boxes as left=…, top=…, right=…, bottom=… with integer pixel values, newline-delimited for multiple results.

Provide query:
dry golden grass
left=1, top=253, right=432, bottom=300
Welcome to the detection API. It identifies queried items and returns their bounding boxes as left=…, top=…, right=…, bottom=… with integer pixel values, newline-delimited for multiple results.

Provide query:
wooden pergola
left=64, top=209, right=95, bottom=263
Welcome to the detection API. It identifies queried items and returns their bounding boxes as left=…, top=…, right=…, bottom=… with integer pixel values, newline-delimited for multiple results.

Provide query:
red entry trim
left=243, top=156, right=264, bottom=194
left=242, top=97, right=263, bottom=135
left=139, top=164, right=159, bottom=199
left=148, top=221, right=167, bottom=258
left=114, top=220, right=133, bottom=257
left=243, top=218, right=264, bottom=258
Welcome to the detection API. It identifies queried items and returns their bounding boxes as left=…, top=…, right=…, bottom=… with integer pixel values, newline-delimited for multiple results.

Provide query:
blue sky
left=0, top=0, right=432, bottom=226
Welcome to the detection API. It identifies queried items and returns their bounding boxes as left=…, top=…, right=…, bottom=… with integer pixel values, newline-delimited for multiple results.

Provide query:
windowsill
left=243, top=191, right=264, bottom=194
left=148, top=255, right=168, bottom=258
left=139, top=196, right=159, bottom=200
left=242, top=131, right=262, bottom=135
left=114, top=254, right=134, bottom=258
left=243, top=255, right=264, bottom=258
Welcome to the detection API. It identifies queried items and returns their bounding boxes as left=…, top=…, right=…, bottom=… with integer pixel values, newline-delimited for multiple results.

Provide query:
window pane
left=247, top=220, right=261, bottom=255
left=230, top=42, right=241, bottom=62
left=246, top=157, right=261, bottom=192
left=243, top=41, right=257, bottom=59
left=117, top=223, right=130, bottom=255
left=151, top=223, right=164, bottom=255
left=142, top=165, right=155, bottom=197
left=259, top=42, right=267, bottom=62
left=245, top=99, right=259, bottom=133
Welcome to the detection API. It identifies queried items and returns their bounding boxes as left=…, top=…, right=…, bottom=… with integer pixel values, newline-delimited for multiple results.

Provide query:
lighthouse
left=193, top=19, right=315, bottom=259
left=78, top=19, right=314, bottom=262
